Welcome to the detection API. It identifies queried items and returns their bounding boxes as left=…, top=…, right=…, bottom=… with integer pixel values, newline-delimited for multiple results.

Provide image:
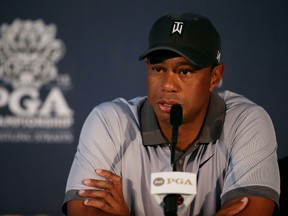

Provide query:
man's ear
left=210, top=64, right=224, bottom=91
left=144, top=59, right=150, bottom=68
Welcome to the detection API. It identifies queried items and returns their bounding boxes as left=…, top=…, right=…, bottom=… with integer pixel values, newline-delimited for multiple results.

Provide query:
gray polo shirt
left=63, top=91, right=280, bottom=215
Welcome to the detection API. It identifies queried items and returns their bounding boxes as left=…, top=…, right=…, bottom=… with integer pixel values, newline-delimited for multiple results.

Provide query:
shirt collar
left=140, top=92, right=226, bottom=146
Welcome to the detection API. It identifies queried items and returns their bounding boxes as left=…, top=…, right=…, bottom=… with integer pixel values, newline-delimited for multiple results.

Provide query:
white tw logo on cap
left=172, top=21, right=184, bottom=35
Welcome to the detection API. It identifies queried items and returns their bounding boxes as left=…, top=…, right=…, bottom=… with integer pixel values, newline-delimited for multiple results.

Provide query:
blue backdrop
left=0, top=0, right=287, bottom=215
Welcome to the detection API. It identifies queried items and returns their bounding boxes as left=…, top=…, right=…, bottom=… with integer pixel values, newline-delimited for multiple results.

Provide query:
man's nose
left=162, top=72, right=180, bottom=93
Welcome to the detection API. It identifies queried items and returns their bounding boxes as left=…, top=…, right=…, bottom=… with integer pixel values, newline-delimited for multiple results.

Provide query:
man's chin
left=155, top=113, right=171, bottom=125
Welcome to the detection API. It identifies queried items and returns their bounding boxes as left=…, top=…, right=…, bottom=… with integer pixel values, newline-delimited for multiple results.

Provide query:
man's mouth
left=158, top=102, right=178, bottom=112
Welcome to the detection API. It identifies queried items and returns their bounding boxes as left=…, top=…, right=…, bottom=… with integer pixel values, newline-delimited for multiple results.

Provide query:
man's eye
left=152, top=67, right=163, bottom=73
left=180, top=70, right=192, bottom=75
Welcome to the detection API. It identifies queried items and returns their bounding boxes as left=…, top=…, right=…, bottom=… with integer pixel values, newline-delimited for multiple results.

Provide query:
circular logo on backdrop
left=0, top=19, right=64, bottom=88
left=0, top=19, right=74, bottom=144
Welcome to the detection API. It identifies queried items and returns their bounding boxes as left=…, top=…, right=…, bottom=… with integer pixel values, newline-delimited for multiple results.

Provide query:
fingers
left=79, top=189, right=113, bottom=209
left=78, top=169, right=130, bottom=215
left=80, top=176, right=118, bottom=206
left=82, top=177, right=115, bottom=191
left=79, top=188, right=112, bottom=201
left=226, top=197, right=248, bottom=215
left=96, top=169, right=122, bottom=184
left=215, top=197, right=248, bottom=216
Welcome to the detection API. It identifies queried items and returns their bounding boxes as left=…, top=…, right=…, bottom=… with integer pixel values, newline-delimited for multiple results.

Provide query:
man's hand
left=78, top=169, right=130, bottom=216
left=216, top=196, right=276, bottom=216
left=215, top=197, right=248, bottom=216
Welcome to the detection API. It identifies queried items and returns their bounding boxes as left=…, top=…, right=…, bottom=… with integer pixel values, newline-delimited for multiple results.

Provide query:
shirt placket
left=175, top=141, right=200, bottom=172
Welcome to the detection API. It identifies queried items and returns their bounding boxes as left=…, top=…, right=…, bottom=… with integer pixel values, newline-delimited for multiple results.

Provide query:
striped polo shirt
left=63, top=90, right=280, bottom=215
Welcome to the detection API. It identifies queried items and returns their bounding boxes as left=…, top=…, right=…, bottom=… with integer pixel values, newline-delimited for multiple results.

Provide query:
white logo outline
left=0, top=19, right=74, bottom=144
left=0, top=19, right=65, bottom=89
left=171, top=21, right=184, bottom=35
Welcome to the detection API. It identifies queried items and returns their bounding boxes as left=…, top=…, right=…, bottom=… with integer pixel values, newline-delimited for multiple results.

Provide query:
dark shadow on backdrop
left=278, top=156, right=288, bottom=216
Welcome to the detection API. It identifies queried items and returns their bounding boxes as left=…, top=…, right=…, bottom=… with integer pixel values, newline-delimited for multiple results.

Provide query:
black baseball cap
left=139, top=12, right=221, bottom=68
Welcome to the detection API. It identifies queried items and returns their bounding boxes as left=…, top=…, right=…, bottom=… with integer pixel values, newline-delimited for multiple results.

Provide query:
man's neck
left=159, top=114, right=206, bottom=151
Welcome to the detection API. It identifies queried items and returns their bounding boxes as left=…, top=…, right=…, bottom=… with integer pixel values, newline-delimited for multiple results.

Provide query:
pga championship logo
left=153, top=177, right=193, bottom=187
left=0, top=19, right=74, bottom=144
left=151, top=172, right=197, bottom=209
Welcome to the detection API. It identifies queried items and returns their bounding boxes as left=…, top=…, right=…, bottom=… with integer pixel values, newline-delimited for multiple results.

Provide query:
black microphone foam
left=170, top=104, right=183, bottom=126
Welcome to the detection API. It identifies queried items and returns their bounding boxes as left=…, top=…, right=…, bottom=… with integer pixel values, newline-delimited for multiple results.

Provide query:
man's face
left=146, top=56, right=222, bottom=127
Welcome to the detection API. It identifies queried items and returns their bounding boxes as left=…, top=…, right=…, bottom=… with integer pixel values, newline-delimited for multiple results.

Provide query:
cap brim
left=139, top=46, right=213, bottom=68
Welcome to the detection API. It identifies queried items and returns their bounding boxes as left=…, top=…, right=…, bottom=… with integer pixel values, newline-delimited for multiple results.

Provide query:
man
left=63, top=12, right=280, bottom=215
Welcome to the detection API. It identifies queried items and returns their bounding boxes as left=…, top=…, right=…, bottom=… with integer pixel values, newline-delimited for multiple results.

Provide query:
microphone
left=170, top=104, right=183, bottom=170
left=150, top=104, right=197, bottom=215
left=170, top=104, right=183, bottom=126
left=164, top=105, right=183, bottom=216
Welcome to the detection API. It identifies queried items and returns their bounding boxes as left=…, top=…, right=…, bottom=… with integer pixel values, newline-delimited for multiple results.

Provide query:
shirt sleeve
left=62, top=101, right=130, bottom=207
left=221, top=105, right=280, bottom=206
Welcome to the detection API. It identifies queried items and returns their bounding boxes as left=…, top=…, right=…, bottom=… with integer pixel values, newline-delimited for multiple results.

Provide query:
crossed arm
left=66, top=169, right=276, bottom=216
